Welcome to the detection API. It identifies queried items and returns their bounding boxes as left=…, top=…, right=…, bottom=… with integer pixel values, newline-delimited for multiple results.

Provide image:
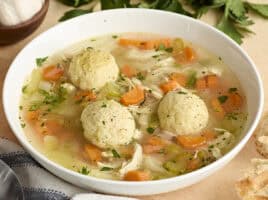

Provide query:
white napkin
left=0, top=138, right=139, bottom=200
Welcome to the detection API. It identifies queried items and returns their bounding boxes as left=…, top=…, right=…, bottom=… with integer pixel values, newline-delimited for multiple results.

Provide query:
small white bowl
left=3, top=9, right=264, bottom=196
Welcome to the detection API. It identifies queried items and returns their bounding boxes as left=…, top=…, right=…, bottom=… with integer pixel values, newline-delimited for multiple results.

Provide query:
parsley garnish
left=186, top=72, right=197, bottom=88
left=101, top=103, right=107, bottom=108
left=111, top=149, right=120, bottom=158
left=21, top=123, right=26, bottom=128
left=22, top=85, right=28, bottom=93
left=218, top=95, right=228, bottom=104
left=229, top=87, right=238, bottom=93
left=78, top=166, right=90, bottom=175
left=36, top=57, right=48, bottom=67
left=146, top=127, right=155, bottom=134
left=178, top=91, right=187, bottom=94
left=58, top=0, right=268, bottom=44
left=100, top=167, right=113, bottom=171
left=136, top=72, right=145, bottom=81
left=112, top=35, right=118, bottom=39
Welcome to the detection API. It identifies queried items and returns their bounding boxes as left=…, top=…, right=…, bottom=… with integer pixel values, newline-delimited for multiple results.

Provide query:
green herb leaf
left=100, top=167, right=113, bottom=171
left=101, top=0, right=130, bottom=10
left=79, top=166, right=90, bottom=175
left=218, top=95, right=228, bottom=104
left=146, top=127, right=155, bottom=134
left=29, top=104, right=41, bottom=111
left=227, top=0, right=246, bottom=19
left=228, top=87, right=237, bottom=93
left=59, top=9, right=92, bottom=22
left=136, top=72, right=145, bottom=81
left=216, top=15, right=243, bottom=44
left=186, top=71, right=197, bottom=88
left=58, top=0, right=92, bottom=7
left=112, top=149, right=121, bottom=158
left=36, top=57, right=48, bottom=67
left=246, top=3, right=268, bottom=18
left=21, top=123, right=26, bottom=128
left=22, top=85, right=28, bottom=93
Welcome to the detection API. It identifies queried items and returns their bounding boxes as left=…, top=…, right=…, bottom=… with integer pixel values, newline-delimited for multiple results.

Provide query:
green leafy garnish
left=78, top=166, right=90, bottom=175
left=38, top=87, right=67, bottom=108
left=229, top=87, right=238, bottom=93
left=57, top=0, right=268, bottom=44
left=100, top=167, right=113, bottom=171
left=136, top=72, right=145, bottom=81
left=58, top=0, right=93, bottom=7
left=146, top=127, right=155, bottom=134
left=246, top=3, right=268, bottom=18
left=21, top=123, right=26, bottom=128
left=29, top=104, right=41, bottom=111
left=186, top=71, right=197, bottom=88
left=59, top=9, right=92, bottom=22
left=22, top=85, right=28, bottom=93
left=218, top=95, right=228, bottom=104
left=111, top=149, right=121, bottom=158
left=36, top=57, right=48, bottom=67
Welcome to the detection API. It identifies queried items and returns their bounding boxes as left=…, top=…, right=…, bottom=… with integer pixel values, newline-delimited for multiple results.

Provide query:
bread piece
left=236, top=159, right=268, bottom=200
left=255, top=115, right=268, bottom=158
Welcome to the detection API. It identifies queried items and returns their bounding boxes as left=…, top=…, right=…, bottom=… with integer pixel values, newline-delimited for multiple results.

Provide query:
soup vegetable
left=19, top=33, right=247, bottom=181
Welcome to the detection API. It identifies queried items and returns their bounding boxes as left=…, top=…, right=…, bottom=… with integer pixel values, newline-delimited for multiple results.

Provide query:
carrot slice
left=211, top=98, right=225, bottom=118
left=195, top=78, right=207, bottom=90
left=123, top=170, right=150, bottom=181
left=120, top=86, right=145, bottom=106
left=176, top=135, right=206, bottom=149
left=25, top=110, right=40, bottom=122
left=173, top=46, right=197, bottom=65
left=170, top=73, right=187, bottom=87
left=34, top=119, right=63, bottom=136
left=206, top=75, right=219, bottom=89
left=143, top=136, right=167, bottom=154
left=202, top=130, right=216, bottom=141
left=74, top=90, right=96, bottom=101
left=121, top=65, right=137, bottom=78
left=118, top=38, right=171, bottom=50
left=187, top=158, right=200, bottom=171
left=43, top=66, right=64, bottom=81
left=160, top=80, right=179, bottom=94
left=184, top=46, right=196, bottom=62
left=84, top=144, right=102, bottom=162
left=222, top=93, right=243, bottom=113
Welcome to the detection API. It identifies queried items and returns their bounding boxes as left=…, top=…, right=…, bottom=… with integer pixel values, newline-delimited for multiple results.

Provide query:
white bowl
left=3, top=9, right=264, bottom=196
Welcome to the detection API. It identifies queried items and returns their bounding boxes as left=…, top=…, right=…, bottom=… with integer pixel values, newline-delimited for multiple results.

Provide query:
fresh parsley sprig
left=58, top=0, right=268, bottom=44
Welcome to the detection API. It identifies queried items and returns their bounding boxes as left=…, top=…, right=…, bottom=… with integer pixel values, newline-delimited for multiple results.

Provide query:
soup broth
left=20, top=33, right=247, bottom=181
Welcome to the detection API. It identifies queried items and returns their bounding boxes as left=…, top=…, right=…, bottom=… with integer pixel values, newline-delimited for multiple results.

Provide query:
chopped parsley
left=156, top=43, right=166, bottom=51
left=228, top=87, right=238, bottom=93
left=36, top=56, right=48, bottom=67
left=136, top=72, right=145, bottom=81
left=112, top=35, right=118, bottom=39
left=102, top=121, right=106, bottom=125
left=79, top=166, right=90, bottom=175
left=146, top=127, right=155, bottom=134
left=101, top=103, right=107, bottom=108
left=29, top=104, right=41, bottom=111
left=100, top=167, right=113, bottom=171
left=111, top=149, right=121, bottom=158
left=20, top=123, right=26, bottom=128
left=178, top=91, right=187, bottom=94
left=165, top=47, right=173, bottom=53
left=22, top=85, right=28, bottom=93
left=218, top=95, right=228, bottom=104
left=186, top=72, right=197, bottom=88
left=19, top=106, right=23, bottom=110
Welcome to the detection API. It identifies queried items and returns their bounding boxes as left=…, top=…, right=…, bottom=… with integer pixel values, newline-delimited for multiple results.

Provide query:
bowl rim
left=0, top=0, right=49, bottom=30
left=3, top=8, right=264, bottom=187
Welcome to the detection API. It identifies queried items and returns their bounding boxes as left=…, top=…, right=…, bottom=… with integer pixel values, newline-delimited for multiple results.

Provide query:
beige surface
left=0, top=0, right=268, bottom=199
